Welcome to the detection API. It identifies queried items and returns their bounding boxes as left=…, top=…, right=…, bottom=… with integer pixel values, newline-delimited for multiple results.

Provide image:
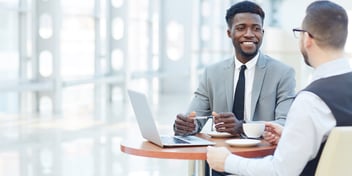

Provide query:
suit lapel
left=223, top=59, right=235, bottom=112
left=250, top=54, right=267, bottom=118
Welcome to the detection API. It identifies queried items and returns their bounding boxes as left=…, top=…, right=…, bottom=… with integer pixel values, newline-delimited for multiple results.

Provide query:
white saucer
left=225, top=139, right=261, bottom=147
left=207, top=131, right=233, bottom=138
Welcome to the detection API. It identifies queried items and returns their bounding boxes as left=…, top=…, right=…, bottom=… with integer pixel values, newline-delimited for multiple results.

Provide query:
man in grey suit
left=174, top=1, right=295, bottom=137
left=174, top=2, right=296, bottom=175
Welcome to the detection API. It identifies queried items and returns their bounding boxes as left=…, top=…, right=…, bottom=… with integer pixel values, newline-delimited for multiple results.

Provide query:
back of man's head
left=225, top=1, right=265, bottom=28
left=303, top=1, right=348, bottom=50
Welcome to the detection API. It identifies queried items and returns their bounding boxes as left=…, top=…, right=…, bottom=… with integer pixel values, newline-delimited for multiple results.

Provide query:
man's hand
left=207, top=146, right=231, bottom=172
left=212, top=112, right=243, bottom=135
left=174, top=112, right=196, bottom=135
left=263, top=122, right=283, bottom=145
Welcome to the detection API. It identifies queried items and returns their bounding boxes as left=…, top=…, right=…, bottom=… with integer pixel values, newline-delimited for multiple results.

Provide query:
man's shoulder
left=205, top=57, right=233, bottom=70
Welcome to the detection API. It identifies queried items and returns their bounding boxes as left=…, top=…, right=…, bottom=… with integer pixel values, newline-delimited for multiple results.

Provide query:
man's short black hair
left=225, top=1, right=265, bottom=27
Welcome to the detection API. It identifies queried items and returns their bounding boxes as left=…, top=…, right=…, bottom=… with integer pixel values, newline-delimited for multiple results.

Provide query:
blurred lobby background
left=1, top=0, right=352, bottom=176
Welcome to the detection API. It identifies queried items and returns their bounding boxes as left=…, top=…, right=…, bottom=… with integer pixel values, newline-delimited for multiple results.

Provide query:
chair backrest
left=315, top=126, right=352, bottom=176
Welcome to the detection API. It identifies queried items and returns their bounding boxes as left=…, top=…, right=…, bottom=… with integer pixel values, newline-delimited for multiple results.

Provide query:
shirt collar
left=234, top=53, right=259, bottom=70
left=312, top=58, right=352, bottom=81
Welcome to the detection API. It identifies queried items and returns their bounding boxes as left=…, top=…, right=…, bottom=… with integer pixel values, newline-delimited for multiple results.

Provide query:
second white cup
left=243, top=122, right=265, bottom=138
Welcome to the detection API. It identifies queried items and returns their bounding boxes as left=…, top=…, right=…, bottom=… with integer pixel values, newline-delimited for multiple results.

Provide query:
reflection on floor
left=0, top=93, right=193, bottom=176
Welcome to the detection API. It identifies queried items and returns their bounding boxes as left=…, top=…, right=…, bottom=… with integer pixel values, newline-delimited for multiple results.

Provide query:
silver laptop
left=127, top=89, right=215, bottom=147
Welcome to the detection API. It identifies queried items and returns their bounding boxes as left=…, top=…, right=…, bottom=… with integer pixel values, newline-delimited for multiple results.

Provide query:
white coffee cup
left=243, top=121, right=265, bottom=138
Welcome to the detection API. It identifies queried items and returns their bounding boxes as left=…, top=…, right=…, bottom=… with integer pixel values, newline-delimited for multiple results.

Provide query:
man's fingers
left=177, top=114, right=195, bottom=123
left=175, top=118, right=195, bottom=127
left=215, top=122, right=234, bottom=129
left=175, top=125, right=193, bottom=135
left=175, top=127, right=190, bottom=134
left=175, top=115, right=196, bottom=135
left=214, top=112, right=236, bottom=123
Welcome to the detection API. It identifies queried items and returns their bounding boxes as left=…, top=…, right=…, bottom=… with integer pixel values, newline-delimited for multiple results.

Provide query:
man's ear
left=303, top=32, right=313, bottom=49
left=226, top=29, right=231, bottom=38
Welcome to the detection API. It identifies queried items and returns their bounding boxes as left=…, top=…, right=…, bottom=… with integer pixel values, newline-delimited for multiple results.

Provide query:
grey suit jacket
left=187, top=53, right=296, bottom=132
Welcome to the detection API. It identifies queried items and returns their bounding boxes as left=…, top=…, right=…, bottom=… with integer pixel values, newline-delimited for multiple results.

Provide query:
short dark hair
left=303, top=1, right=348, bottom=49
left=225, top=1, right=265, bottom=28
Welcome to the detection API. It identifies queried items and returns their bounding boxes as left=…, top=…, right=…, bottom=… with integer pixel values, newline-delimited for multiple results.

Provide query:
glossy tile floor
left=0, top=93, right=194, bottom=176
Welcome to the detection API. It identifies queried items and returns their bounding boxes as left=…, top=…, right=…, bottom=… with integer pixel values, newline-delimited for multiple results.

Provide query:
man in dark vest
left=206, top=1, right=352, bottom=175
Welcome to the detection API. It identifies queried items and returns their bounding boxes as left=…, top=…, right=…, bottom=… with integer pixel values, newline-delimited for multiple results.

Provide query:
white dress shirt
left=225, top=58, right=352, bottom=176
left=234, top=54, right=258, bottom=122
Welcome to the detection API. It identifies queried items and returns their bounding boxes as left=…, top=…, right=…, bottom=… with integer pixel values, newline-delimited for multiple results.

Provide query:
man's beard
left=239, top=48, right=258, bottom=61
left=300, top=47, right=311, bottom=67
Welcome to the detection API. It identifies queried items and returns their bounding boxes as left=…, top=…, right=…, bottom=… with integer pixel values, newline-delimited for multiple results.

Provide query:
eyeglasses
left=292, top=28, right=314, bottom=39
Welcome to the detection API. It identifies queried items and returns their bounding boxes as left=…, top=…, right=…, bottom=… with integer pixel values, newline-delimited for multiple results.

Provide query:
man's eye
left=253, top=26, right=263, bottom=32
left=235, top=27, right=245, bottom=31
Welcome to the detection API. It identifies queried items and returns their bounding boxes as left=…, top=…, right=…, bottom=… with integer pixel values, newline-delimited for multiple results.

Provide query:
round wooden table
left=120, top=133, right=276, bottom=176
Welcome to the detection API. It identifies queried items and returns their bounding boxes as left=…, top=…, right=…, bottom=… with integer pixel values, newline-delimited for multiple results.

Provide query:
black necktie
left=232, top=65, right=246, bottom=121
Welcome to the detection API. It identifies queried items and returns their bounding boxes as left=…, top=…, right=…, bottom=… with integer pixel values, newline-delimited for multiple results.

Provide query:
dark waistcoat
left=300, top=72, right=352, bottom=176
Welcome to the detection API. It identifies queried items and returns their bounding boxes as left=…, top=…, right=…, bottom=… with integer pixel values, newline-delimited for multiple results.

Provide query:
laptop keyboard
left=161, top=136, right=189, bottom=144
